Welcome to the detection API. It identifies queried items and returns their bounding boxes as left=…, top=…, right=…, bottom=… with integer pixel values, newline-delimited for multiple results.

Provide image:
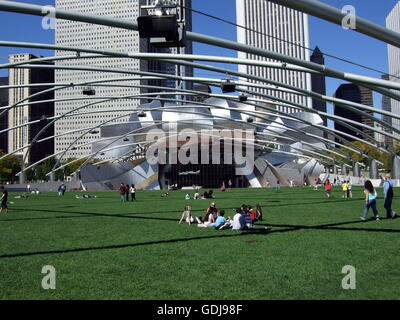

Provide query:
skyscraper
left=0, top=76, right=8, bottom=153
left=387, top=1, right=400, bottom=141
left=236, top=0, right=312, bottom=113
left=7, top=54, right=54, bottom=164
left=381, top=74, right=393, bottom=147
left=310, top=46, right=327, bottom=126
left=333, top=83, right=375, bottom=142
left=54, top=0, right=192, bottom=159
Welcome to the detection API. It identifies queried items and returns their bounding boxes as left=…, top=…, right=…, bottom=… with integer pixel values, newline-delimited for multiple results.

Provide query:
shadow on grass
left=0, top=208, right=179, bottom=223
left=0, top=215, right=398, bottom=259
left=0, top=228, right=269, bottom=259
left=259, top=218, right=400, bottom=234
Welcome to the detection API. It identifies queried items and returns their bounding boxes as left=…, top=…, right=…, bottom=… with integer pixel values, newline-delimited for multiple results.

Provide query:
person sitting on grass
left=185, top=193, right=191, bottom=200
left=76, top=194, right=97, bottom=199
left=14, top=193, right=29, bottom=199
left=179, top=205, right=201, bottom=225
left=232, top=208, right=247, bottom=230
left=248, top=205, right=256, bottom=223
left=208, top=210, right=226, bottom=229
left=242, top=206, right=253, bottom=228
left=198, top=208, right=216, bottom=227
left=206, top=202, right=218, bottom=220
left=193, top=191, right=200, bottom=200
left=255, top=204, right=263, bottom=222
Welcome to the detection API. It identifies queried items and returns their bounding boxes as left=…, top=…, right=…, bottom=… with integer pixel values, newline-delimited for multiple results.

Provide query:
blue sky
left=1, top=0, right=399, bottom=114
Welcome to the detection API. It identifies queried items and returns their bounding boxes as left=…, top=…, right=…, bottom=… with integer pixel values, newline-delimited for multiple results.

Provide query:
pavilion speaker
left=220, top=80, right=236, bottom=93
left=137, top=15, right=186, bottom=48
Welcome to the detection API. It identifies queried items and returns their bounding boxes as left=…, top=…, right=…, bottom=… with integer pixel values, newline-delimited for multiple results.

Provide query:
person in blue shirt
left=209, top=210, right=226, bottom=229
left=383, top=173, right=397, bottom=219
left=360, top=180, right=380, bottom=221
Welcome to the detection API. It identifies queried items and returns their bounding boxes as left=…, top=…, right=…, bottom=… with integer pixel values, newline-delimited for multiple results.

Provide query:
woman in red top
left=248, top=205, right=256, bottom=222
left=324, top=179, right=332, bottom=198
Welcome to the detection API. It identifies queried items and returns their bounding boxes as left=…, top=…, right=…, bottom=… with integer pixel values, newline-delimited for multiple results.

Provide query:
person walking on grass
left=341, top=181, right=348, bottom=198
left=383, top=173, right=397, bottom=219
left=130, top=184, right=136, bottom=201
left=276, top=180, right=280, bottom=191
left=360, top=180, right=380, bottom=221
left=347, top=181, right=353, bottom=198
left=119, top=183, right=126, bottom=202
left=0, top=186, right=8, bottom=214
left=324, top=179, right=332, bottom=198
left=125, top=184, right=130, bottom=202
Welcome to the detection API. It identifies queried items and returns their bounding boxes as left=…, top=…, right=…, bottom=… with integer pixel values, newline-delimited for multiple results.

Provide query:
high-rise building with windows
left=387, top=1, right=400, bottom=141
left=236, top=0, right=312, bottom=113
left=333, top=83, right=375, bottom=142
left=7, top=54, right=54, bottom=164
left=55, top=0, right=192, bottom=158
left=381, top=74, right=393, bottom=147
left=310, top=46, right=327, bottom=125
left=0, top=76, right=8, bottom=153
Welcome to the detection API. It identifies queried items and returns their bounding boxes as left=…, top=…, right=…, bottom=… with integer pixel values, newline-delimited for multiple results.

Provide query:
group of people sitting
left=179, top=202, right=263, bottom=230
left=186, top=190, right=214, bottom=200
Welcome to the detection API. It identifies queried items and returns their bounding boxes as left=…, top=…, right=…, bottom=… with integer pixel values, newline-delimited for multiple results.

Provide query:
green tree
left=0, top=151, right=21, bottom=182
left=339, top=141, right=391, bottom=170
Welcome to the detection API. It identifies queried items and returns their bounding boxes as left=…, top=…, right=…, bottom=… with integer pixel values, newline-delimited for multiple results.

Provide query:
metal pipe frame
left=50, top=125, right=340, bottom=178
left=5, top=62, right=399, bottom=148
left=0, top=0, right=396, bottom=176
left=2, top=84, right=388, bottom=171
left=3, top=52, right=400, bottom=122
left=51, top=103, right=346, bottom=174
left=1, top=1, right=399, bottom=89
left=2, top=68, right=390, bottom=165
left=15, top=97, right=355, bottom=176
left=4, top=87, right=369, bottom=162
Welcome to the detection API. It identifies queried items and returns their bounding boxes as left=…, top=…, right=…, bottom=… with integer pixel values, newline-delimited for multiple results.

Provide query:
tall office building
left=236, top=0, right=312, bottom=113
left=7, top=54, right=54, bottom=164
left=55, top=0, right=192, bottom=159
left=381, top=74, right=393, bottom=146
left=310, top=46, right=327, bottom=126
left=387, top=1, right=400, bottom=141
left=0, top=76, right=8, bottom=153
left=333, top=83, right=375, bottom=142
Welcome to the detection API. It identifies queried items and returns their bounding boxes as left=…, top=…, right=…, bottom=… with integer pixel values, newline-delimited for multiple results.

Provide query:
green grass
left=0, top=186, right=399, bottom=300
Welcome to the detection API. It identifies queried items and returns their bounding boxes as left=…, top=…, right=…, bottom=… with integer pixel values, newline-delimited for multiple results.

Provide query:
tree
left=0, top=151, right=21, bottom=183
left=339, top=141, right=391, bottom=171
left=34, top=156, right=63, bottom=181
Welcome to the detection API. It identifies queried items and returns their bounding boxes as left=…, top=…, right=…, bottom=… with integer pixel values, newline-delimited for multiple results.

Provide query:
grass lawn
left=0, top=186, right=399, bottom=300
